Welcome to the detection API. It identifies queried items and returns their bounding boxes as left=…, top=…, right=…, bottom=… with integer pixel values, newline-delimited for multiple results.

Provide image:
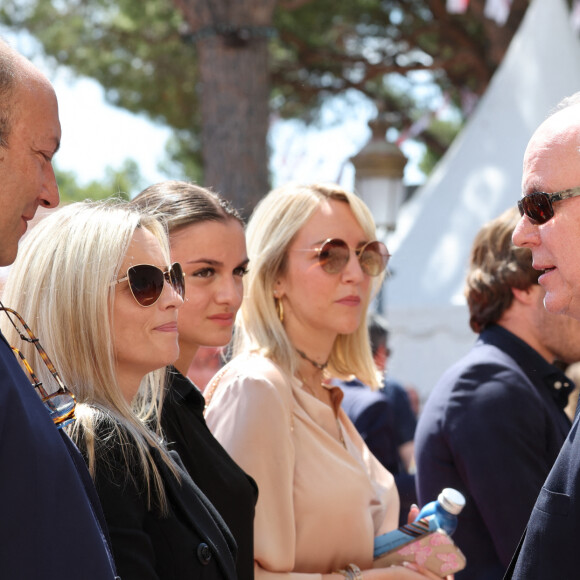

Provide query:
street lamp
left=350, top=114, right=408, bottom=232
left=351, top=114, right=407, bottom=315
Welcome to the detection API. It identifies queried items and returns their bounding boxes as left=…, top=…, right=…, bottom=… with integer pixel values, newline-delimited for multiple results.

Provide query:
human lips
left=208, top=312, right=235, bottom=326
left=538, top=267, right=555, bottom=283
left=533, top=260, right=553, bottom=284
left=21, top=214, right=34, bottom=234
left=336, top=295, right=361, bottom=306
left=154, top=321, right=178, bottom=332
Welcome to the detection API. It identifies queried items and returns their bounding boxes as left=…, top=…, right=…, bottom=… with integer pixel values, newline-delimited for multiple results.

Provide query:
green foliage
left=158, top=130, right=203, bottom=184
left=1, top=0, right=203, bottom=177
left=418, top=117, right=462, bottom=176
left=55, top=158, right=146, bottom=202
left=0, top=0, right=527, bottom=184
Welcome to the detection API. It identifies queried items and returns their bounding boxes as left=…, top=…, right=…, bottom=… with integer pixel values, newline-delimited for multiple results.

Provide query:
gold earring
left=275, top=296, right=284, bottom=323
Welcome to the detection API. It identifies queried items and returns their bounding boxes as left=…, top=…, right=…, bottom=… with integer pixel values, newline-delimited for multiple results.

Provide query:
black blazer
left=162, top=368, right=258, bottom=580
left=505, top=408, right=580, bottom=579
left=0, top=333, right=117, bottom=578
left=91, top=425, right=238, bottom=580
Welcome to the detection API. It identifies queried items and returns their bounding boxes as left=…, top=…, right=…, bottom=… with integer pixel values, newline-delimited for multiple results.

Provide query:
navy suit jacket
left=505, top=398, right=580, bottom=578
left=0, top=332, right=117, bottom=578
left=415, top=326, right=572, bottom=580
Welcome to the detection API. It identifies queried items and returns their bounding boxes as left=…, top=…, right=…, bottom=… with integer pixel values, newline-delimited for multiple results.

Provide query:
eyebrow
left=185, top=258, right=250, bottom=267
left=310, top=238, right=370, bottom=248
left=523, top=180, right=546, bottom=195
left=45, top=138, right=60, bottom=159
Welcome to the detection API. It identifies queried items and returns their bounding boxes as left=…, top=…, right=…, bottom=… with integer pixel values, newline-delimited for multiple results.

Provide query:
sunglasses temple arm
left=1, top=308, right=68, bottom=393
left=29, top=340, right=69, bottom=393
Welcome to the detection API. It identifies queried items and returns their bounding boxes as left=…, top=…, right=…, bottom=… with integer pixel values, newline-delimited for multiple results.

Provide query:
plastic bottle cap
left=438, top=488, right=466, bottom=515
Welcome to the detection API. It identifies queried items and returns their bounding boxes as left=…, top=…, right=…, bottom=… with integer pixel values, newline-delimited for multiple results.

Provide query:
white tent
left=385, top=0, right=580, bottom=402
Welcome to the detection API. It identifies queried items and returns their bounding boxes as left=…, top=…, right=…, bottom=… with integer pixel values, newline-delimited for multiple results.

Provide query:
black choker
left=296, top=348, right=329, bottom=371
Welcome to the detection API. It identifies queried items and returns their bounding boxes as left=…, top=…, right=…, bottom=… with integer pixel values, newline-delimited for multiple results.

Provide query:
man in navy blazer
left=0, top=39, right=117, bottom=577
left=415, top=208, right=580, bottom=580
left=507, top=92, right=580, bottom=578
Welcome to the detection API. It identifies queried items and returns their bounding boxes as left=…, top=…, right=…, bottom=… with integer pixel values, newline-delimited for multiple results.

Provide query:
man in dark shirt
left=0, top=39, right=117, bottom=578
left=415, top=208, right=580, bottom=580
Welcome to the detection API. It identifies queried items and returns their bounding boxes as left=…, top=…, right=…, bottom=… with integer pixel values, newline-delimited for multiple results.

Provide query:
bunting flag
left=396, top=110, right=434, bottom=146
left=460, top=88, right=479, bottom=117
left=396, top=94, right=451, bottom=146
left=572, top=0, right=580, bottom=31
left=446, top=0, right=515, bottom=25
left=446, top=0, right=470, bottom=13
left=484, top=0, right=513, bottom=26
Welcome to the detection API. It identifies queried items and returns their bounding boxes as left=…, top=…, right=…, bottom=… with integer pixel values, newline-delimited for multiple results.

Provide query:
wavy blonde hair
left=235, top=182, right=383, bottom=387
left=0, top=199, right=178, bottom=511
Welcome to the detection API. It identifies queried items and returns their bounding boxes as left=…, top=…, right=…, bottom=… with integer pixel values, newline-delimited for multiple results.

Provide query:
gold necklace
left=299, top=375, right=325, bottom=401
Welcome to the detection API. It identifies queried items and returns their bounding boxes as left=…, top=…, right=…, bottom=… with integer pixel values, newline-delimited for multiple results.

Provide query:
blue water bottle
left=414, top=488, right=465, bottom=536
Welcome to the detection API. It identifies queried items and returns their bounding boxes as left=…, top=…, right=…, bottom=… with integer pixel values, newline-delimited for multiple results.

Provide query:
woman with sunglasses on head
left=204, top=183, right=443, bottom=580
left=1, top=200, right=237, bottom=580
left=130, top=180, right=258, bottom=580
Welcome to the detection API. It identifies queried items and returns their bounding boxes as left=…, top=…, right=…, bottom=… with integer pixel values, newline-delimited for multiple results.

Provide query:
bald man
left=0, top=39, right=117, bottom=578
left=506, top=92, right=580, bottom=578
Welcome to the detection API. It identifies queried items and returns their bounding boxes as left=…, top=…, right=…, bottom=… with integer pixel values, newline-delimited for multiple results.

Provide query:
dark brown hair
left=130, top=180, right=243, bottom=235
left=465, top=207, right=539, bottom=333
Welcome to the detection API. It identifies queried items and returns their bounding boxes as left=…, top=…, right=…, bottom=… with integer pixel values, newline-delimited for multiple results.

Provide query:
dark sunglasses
left=0, top=304, right=76, bottom=428
left=312, top=238, right=390, bottom=277
left=114, top=262, right=185, bottom=307
left=517, top=187, right=580, bottom=224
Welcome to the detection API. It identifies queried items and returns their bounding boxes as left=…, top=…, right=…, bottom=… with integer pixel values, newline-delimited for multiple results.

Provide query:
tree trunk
left=197, top=36, right=270, bottom=216
left=173, top=0, right=278, bottom=217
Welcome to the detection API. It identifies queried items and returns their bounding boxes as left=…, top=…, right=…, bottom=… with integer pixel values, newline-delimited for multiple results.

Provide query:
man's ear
left=511, top=286, right=535, bottom=306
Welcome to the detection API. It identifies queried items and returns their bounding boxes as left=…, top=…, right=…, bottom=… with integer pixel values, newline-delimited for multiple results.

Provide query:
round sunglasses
left=518, top=186, right=580, bottom=224
left=311, top=238, right=390, bottom=277
left=113, top=262, right=185, bottom=307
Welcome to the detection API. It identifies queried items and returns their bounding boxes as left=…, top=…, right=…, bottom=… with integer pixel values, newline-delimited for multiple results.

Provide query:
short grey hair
left=550, top=91, right=580, bottom=116
left=0, top=38, right=19, bottom=148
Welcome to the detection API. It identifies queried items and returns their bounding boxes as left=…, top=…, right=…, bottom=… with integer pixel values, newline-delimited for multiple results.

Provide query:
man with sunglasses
left=505, top=93, right=580, bottom=579
left=0, top=40, right=117, bottom=578
left=415, top=208, right=580, bottom=580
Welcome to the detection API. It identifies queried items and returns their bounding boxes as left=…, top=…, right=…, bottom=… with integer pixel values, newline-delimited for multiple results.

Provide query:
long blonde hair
left=235, top=183, right=383, bottom=387
left=1, top=199, right=177, bottom=510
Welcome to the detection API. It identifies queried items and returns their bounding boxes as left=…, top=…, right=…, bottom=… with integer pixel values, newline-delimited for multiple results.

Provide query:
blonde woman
left=204, top=183, right=441, bottom=580
left=1, top=200, right=237, bottom=580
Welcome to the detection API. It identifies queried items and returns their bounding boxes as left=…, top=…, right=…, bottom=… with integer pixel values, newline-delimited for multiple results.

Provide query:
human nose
left=341, top=249, right=365, bottom=283
left=512, top=213, right=540, bottom=248
left=160, top=279, right=184, bottom=310
left=216, top=276, right=244, bottom=308
left=40, top=163, right=60, bottom=209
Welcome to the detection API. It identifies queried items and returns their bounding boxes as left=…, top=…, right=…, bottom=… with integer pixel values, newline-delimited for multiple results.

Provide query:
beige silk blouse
left=204, top=352, right=400, bottom=580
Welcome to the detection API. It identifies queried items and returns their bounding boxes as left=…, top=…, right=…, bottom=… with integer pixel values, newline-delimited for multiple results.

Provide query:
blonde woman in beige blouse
left=205, top=183, right=444, bottom=580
